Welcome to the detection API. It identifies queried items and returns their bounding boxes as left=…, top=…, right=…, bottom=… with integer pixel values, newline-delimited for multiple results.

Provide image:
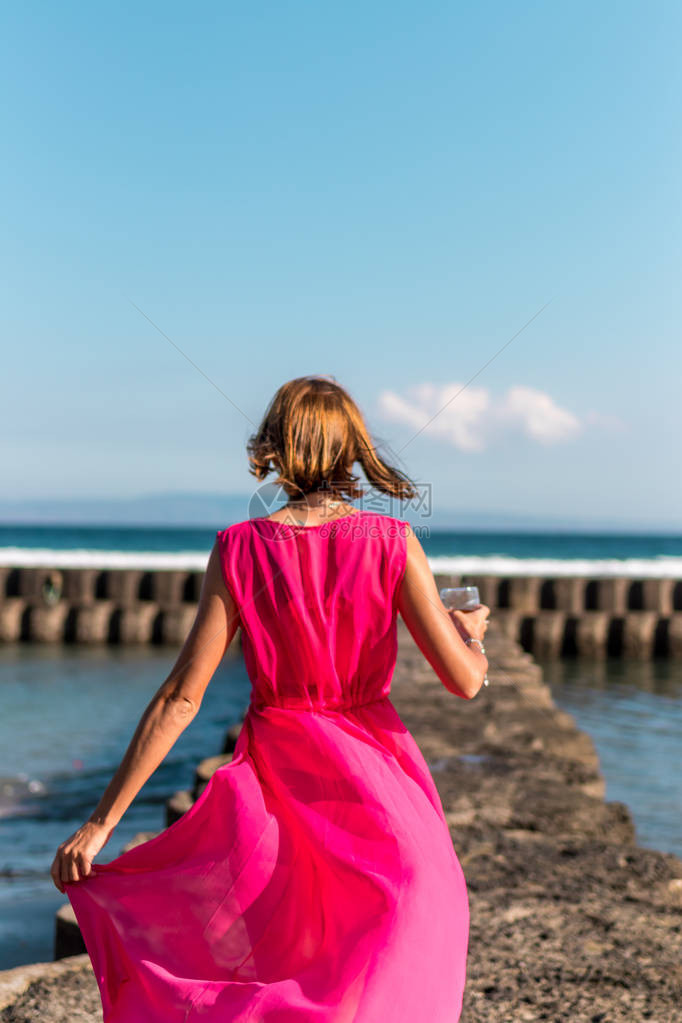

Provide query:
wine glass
left=439, top=586, right=480, bottom=610
left=439, top=586, right=489, bottom=687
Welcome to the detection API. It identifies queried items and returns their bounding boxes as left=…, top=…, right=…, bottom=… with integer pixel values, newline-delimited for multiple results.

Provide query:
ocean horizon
left=1, top=522, right=682, bottom=578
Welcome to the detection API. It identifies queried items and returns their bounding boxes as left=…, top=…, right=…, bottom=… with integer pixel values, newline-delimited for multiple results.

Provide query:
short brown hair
left=247, top=376, right=417, bottom=501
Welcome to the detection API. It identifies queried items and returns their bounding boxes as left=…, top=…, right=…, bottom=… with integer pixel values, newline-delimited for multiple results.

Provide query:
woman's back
left=63, top=376, right=477, bottom=1022
left=217, top=510, right=409, bottom=712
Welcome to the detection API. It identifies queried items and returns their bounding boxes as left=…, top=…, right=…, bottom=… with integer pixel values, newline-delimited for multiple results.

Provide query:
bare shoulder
left=199, top=538, right=229, bottom=602
left=396, top=521, right=441, bottom=607
left=402, top=521, right=429, bottom=563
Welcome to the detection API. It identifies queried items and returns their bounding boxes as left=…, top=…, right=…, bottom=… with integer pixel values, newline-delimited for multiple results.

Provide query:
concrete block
left=622, top=611, right=659, bottom=658
left=587, top=578, right=628, bottom=613
left=158, top=605, right=197, bottom=645
left=575, top=612, right=611, bottom=658
left=505, top=577, right=543, bottom=613
left=193, top=755, right=233, bottom=799
left=469, top=576, right=502, bottom=610
left=666, top=614, right=682, bottom=657
left=26, top=604, right=70, bottom=643
left=116, top=603, right=161, bottom=644
left=531, top=611, right=567, bottom=658
left=61, top=569, right=100, bottom=605
left=102, top=570, right=144, bottom=608
left=0, top=599, right=26, bottom=641
left=489, top=609, right=524, bottom=642
left=70, top=602, right=116, bottom=643
left=166, top=789, right=194, bottom=826
left=636, top=578, right=675, bottom=614
left=552, top=577, right=587, bottom=613
left=153, top=571, right=190, bottom=607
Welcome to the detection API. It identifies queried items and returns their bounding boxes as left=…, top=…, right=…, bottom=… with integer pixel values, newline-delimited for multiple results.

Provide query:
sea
left=0, top=523, right=681, bottom=971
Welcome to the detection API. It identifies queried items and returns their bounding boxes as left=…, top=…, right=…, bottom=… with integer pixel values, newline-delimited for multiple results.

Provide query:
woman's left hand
left=50, top=821, right=115, bottom=893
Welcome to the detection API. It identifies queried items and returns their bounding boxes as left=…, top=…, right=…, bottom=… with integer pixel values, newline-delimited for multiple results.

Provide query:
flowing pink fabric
left=66, top=511, right=470, bottom=1021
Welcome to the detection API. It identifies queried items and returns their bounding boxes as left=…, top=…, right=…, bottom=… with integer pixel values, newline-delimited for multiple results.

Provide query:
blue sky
left=1, top=2, right=680, bottom=527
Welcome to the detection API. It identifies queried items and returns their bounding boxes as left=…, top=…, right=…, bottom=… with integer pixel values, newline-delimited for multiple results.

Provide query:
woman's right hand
left=448, top=603, right=490, bottom=643
left=50, top=820, right=115, bottom=893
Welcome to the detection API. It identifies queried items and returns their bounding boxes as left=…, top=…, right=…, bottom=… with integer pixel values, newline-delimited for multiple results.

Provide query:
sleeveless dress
left=65, top=511, right=470, bottom=1022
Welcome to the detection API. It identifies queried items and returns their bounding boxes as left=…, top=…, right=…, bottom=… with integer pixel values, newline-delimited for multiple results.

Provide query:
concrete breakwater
left=0, top=566, right=205, bottom=645
left=1, top=621, right=681, bottom=1021
left=2, top=564, right=682, bottom=658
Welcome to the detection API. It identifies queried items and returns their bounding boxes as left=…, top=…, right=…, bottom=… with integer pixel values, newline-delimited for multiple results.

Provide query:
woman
left=52, top=375, right=489, bottom=1022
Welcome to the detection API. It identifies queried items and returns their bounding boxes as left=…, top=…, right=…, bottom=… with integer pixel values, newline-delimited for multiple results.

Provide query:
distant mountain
left=0, top=490, right=679, bottom=534
left=0, top=492, right=254, bottom=527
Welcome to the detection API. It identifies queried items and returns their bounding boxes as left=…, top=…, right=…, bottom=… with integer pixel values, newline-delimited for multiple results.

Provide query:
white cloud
left=377, top=382, right=584, bottom=451
left=378, top=383, right=490, bottom=452
left=498, top=385, right=582, bottom=444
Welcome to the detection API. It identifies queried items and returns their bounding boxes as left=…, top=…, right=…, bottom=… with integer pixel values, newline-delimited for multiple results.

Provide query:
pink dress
left=66, top=511, right=470, bottom=1021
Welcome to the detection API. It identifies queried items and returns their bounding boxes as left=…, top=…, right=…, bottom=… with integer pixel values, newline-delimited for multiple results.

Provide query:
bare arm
left=396, top=525, right=489, bottom=700
left=51, top=539, right=239, bottom=891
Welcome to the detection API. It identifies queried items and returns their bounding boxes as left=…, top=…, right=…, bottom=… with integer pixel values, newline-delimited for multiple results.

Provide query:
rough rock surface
left=1, top=621, right=681, bottom=1022
left=394, top=622, right=682, bottom=1023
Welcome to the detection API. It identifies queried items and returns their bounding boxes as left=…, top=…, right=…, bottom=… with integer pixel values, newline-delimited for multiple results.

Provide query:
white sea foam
left=428, top=555, right=682, bottom=578
left=1, top=546, right=682, bottom=577
left=0, top=547, right=211, bottom=570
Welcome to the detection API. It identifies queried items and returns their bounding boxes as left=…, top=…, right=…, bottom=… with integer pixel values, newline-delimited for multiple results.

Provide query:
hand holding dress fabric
left=51, top=821, right=115, bottom=892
